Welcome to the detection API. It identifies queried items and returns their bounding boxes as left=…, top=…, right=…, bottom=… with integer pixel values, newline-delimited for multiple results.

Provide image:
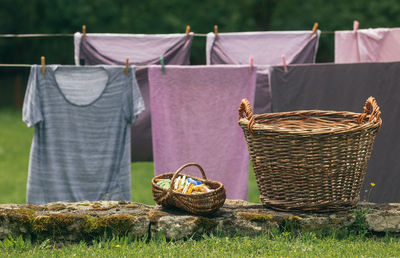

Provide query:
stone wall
left=0, top=200, right=399, bottom=242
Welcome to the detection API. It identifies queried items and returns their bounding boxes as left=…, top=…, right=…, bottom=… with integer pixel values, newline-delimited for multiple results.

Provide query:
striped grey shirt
left=23, top=65, right=144, bottom=204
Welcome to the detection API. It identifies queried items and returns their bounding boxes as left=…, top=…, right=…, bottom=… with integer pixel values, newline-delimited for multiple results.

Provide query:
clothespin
left=353, top=20, right=359, bottom=32
left=214, top=25, right=218, bottom=40
left=311, top=22, right=318, bottom=37
left=249, top=56, right=254, bottom=71
left=82, top=25, right=86, bottom=39
left=125, top=58, right=129, bottom=75
left=160, top=55, right=165, bottom=74
left=281, top=55, right=288, bottom=73
left=185, top=25, right=190, bottom=36
left=41, top=56, right=45, bottom=75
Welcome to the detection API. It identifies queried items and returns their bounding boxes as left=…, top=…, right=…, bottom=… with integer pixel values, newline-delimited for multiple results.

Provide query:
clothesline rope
left=0, top=31, right=335, bottom=38
left=0, top=63, right=151, bottom=68
left=0, top=64, right=32, bottom=67
left=0, top=33, right=74, bottom=37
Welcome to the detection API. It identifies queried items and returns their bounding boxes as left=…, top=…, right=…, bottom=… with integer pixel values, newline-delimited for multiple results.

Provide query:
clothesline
left=0, top=63, right=151, bottom=68
left=0, top=64, right=32, bottom=67
left=0, top=31, right=335, bottom=38
left=0, top=33, right=74, bottom=38
left=0, top=33, right=209, bottom=37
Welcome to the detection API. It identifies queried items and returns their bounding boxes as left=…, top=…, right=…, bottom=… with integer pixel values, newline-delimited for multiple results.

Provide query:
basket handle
left=238, top=98, right=256, bottom=134
left=357, top=96, right=382, bottom=129
left=238, top=98, right=253, bottom=120
left=167, top=163, right=207, bottom=196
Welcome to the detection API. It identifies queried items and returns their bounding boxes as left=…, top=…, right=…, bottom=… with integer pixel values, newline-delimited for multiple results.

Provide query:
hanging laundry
left=335, top=28, right=400, bottom=63
left=270, top=62, right=400, bottom=203
left=148, top=65, right=257, bottom=200
left=206, top=31, right=320, bottom=113
left=23, top=65, right=144, bottom=204
left=74, top=32, right=193, bottom=162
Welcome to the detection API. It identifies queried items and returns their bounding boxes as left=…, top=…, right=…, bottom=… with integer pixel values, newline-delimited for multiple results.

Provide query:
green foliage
left=347, top=208, right=371, bottom=237
left=271, top=0, right=400, bottom=30
left=0, top=235, right=30, bottom=252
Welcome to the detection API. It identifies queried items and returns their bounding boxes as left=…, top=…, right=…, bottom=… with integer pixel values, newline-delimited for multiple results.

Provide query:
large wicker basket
left=238, top=97, right=382, bottom=212
left=152, top=163, right=226, bottom=215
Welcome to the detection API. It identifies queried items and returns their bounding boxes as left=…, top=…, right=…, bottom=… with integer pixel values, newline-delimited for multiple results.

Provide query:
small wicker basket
left=238, top=97, right=382, bottom=212
left=152, top=163, right=226, bottom=215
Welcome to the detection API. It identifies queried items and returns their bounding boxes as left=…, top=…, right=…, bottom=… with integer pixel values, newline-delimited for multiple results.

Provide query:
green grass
left=0, top=109, right=33, bottom=204
left=1, top=233, right=400, bottom=257
left=0, top=108, right=260, bottom=205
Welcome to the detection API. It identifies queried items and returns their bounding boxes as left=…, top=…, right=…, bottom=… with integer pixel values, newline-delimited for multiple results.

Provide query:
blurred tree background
left=1, top=0, right=400, bottom=108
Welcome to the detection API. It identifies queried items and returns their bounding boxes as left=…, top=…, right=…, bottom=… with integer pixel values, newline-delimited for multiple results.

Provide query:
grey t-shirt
left=23, top=65, right=145, bottom=204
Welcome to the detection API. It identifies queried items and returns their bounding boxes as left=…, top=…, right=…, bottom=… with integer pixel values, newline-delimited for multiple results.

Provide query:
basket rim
left=239, top=110, right=382, bottom=135
left=152, top=172, right=225, bottom=197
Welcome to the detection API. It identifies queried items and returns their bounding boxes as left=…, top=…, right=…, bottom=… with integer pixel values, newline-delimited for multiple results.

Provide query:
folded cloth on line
left=74, top=32, right=193, bottom=162
left=335, top=28, right=400, bottom=63
left=270, top=62, right=400, bottom=203
left=206, top=30, right=320, bottom=114
left=23, top=65, right=144, bottom=204
left=149, top=65, right=257, bottom=200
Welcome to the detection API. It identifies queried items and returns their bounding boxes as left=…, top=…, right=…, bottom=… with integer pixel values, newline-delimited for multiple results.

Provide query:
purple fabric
left=149, top=65, right=257, bottom=200
left=270, top=62, right=400, bottom=203
left=75, top=32, right=193, bottom=161
left=206, top=31, right=320, bottom=114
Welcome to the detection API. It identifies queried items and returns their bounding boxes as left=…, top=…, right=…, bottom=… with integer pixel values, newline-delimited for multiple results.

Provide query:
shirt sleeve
left=22, top=65, right=44, bottom=127
left=123, top=66, right=145, bottom=124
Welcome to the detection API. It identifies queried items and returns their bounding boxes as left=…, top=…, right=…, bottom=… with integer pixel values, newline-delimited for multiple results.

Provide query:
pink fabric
left=149, top=65, right=257, bottom=200
left=206, top=30, right=321, bottom=65
left=335, top=28, right=400, bottom=63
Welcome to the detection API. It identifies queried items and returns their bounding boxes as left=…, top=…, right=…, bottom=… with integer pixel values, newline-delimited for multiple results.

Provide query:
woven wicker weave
left=238, top=97, right=382, bottom=212
left=152, top=163, right=226, bottom=215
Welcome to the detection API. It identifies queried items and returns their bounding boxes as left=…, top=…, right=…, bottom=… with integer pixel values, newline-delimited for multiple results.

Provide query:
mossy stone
left=237, top=212, right=275, bottom=222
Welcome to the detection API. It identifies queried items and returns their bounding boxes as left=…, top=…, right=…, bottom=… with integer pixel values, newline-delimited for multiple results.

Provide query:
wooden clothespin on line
left=353, top=20, right=359, bottom=32
left=311, top=22, right=318, bottom=37
left=125, top=58, right=129, bottom=75
left=214, top=25, right=218, bottom=40
left=41, top=56, right=45, bottom=75
left=185, top=25, right=191, bottom=36
left=249, top=56, right=254, bottom=71
left=281, top=55, right=288, bottom=73
left=160, top=55, right=165, bottom=74
left=82, top=25, right=86, bottom=39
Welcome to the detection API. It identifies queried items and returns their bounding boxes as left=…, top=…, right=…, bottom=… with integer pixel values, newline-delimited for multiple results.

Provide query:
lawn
left=1, top=108, right=399, bottom=257
left=2, top=233, right=400, bottom=257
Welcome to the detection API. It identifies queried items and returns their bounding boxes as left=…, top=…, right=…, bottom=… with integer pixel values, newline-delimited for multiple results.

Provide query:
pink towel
left=335, top=28, right=400, bottom=63
left=149, top=65, right=257, bottom=200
